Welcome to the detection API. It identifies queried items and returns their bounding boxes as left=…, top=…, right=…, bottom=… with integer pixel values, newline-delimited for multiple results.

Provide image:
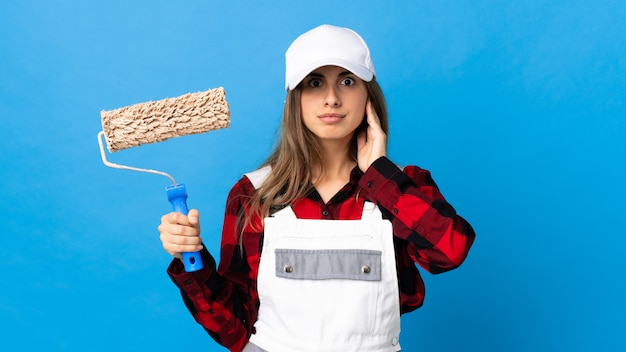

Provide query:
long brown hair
left=241, top=78, right=389, bottom=237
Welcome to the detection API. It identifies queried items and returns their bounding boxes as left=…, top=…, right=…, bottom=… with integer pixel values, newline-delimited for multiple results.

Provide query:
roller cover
left=101, top=87, right=230, bottom=152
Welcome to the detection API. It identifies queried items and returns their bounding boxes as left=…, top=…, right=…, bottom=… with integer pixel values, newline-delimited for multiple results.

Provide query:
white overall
left=244, top=167, right=402, bottom=352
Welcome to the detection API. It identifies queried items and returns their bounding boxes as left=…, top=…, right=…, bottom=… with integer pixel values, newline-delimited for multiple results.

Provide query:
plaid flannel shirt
left=168, top=156, right=475, bottom=351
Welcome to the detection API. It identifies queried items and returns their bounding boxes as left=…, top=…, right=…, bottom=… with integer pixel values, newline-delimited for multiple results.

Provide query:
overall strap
left=361, top=200, right=384, bottom=220
left=244, top=165, right=272, bottom=190
left=244, top=165, right=294, bottom=218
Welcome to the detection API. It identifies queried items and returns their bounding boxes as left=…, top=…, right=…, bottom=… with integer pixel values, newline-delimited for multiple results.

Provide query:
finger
left=365, top=100, right=372, bottom=120
left=164, top=211, right=194, bottom=227
left=365, top=101, right=383, bottom=133
left=160, top=232, right=203, bottom=255
left=158, top=218, right=200, bottom=238
left=187, top=209, right=200, bottom=226
left=161, top=231, right=203, bottom=246
left=164, top=212, right=187, bottom=225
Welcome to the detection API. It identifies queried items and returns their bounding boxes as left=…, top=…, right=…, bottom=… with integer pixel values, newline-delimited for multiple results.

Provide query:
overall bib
left=244, top=168, right=402, bottom=352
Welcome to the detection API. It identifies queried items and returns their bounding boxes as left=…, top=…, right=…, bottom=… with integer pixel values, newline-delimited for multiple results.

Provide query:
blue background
left=1, top=1, right=624, bottom=351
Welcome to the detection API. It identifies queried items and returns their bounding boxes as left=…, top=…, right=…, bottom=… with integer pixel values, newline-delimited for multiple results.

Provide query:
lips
left=318, top=113, right=345, bottom=123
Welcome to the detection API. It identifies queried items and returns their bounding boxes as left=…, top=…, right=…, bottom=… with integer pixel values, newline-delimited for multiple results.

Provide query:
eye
left=341, top=77, right=356, bottom=86
left=307, top=78, right=323, bottom=88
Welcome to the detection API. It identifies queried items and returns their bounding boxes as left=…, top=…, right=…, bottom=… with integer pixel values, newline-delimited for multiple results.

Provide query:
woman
left=158, top=24, right=475, bottom=352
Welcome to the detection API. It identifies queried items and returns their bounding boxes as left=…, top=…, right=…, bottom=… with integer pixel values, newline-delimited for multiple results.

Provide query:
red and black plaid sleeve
left=167, top=177, right=259, bottom=352
left=359, top=157, right=476, bottom=274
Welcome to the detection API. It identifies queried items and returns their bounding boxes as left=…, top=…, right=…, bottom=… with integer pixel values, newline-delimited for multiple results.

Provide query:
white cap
left=285, top=24, right=375, bottom=90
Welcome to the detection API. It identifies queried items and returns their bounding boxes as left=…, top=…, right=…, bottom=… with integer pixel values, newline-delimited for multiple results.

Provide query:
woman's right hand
left=158, top=209, right=203, bottom=259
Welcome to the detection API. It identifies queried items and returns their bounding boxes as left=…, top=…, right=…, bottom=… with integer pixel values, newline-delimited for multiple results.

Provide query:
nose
left=324, top=85, right=341, bottom=107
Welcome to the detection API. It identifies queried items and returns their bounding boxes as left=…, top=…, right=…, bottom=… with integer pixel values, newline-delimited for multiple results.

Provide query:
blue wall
left=1, top=1, right=624, bottom=351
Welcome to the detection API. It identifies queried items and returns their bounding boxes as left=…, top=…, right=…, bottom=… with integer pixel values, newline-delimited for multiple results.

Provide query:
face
left=299, top=65, right=368, bottom=147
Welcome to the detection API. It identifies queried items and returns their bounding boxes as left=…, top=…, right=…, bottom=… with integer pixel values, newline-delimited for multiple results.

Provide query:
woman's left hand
left=357, top=101, right=387, bottom=172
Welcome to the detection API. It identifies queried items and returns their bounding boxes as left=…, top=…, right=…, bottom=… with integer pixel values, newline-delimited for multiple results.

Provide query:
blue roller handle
left=166, top=183, right=204, bottom=272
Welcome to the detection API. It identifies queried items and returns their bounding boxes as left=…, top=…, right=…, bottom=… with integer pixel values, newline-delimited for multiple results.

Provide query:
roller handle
left=166, top=184, right=204, bottom=272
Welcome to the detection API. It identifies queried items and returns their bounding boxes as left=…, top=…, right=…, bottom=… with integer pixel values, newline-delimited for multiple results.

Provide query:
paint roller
left=97, top=87, right=230, bottom=272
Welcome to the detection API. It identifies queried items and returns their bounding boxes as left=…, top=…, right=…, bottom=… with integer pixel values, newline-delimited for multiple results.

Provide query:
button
left=184, top=279, right=194, bottom=285
left=393, top=208, right=398, bottom=214
left=322, top=210, right=329, bottom=216
left=391, top=337, right=399, bottom=346
left=284, top=264, right=293, bottom=273
left=362, top=265, right=371, bottom=274
left=367, top=182, right=373, bottom=188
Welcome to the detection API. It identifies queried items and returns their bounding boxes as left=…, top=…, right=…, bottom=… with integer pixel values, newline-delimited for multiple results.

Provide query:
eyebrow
left=306, top=70, right=353, bottom=78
